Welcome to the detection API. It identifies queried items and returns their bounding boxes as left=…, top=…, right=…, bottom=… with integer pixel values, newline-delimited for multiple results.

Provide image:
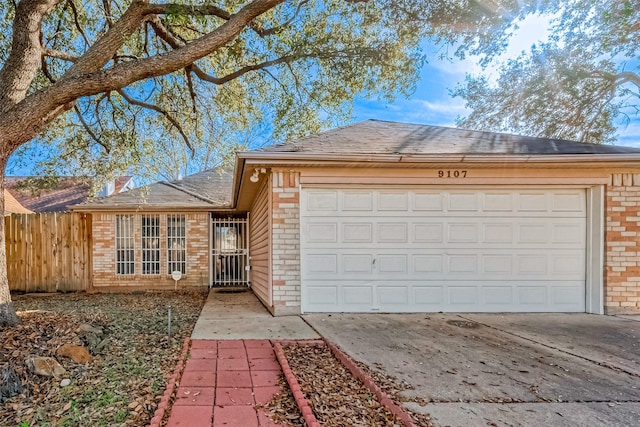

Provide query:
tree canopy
left=1, top=0, right=426, bottom=183
left=451, top=0, right=639, bottom=144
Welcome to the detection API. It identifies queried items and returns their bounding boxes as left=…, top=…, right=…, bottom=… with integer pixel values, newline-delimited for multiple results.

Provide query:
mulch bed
left=282, top=344, right=408, bottom=427
left=0, top=290, right=207, bottom=427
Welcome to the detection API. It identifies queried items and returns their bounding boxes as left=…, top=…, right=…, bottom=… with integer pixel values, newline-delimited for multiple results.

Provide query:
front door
left=211, top=217, right=250, bottom=287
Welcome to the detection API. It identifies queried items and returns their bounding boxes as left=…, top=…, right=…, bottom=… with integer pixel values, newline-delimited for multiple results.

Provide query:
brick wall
left=91, top=212, right=209, bottom=290
left=605, top=173, right=640, bottom=313
left=270, top=171, right=301, bottom=315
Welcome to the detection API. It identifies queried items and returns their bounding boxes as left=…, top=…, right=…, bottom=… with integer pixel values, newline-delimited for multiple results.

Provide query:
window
left=115, top=215, right=134, bottom=275
left=167, top=214, right=186, bottom=274
left=142, top=215, right=160, bottom=275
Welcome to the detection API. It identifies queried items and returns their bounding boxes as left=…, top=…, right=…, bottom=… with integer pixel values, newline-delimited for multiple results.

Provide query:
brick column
left=605, top=173, right=640, bottom=313
left=271, top=171, right=301, bottom=316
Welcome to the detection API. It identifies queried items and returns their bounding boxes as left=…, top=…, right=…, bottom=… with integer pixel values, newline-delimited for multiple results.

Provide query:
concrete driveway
left=303, top=313, right=640, bottom=427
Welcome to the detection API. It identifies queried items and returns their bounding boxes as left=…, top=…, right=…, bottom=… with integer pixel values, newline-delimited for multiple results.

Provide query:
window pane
left=116, top=215, right=134, bottom=275
left=167, top=214, right=186, bottom=274
left=142, top=215, right=160, bottom=275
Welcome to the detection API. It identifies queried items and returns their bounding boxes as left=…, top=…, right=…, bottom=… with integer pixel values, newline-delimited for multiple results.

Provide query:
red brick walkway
left=166, top=340, right=285, bottom=427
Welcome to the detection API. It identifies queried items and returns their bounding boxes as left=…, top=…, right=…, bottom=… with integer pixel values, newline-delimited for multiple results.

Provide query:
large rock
left=56, top=344, right=91, bottom=364
left=26, top=357, right=66, bottom=378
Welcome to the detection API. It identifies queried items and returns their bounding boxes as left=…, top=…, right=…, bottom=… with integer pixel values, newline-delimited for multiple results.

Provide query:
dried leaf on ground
left=0, top=290, right=207, bottom=427
left=283, top=344, right=424, bottom=427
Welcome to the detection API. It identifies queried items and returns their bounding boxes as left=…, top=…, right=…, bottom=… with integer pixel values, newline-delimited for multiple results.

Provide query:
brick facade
left=270, top=171, right=301, bottom=315
left=91, top=212, right=209, bottom=290
left=605, top=173, right=640, bottom=313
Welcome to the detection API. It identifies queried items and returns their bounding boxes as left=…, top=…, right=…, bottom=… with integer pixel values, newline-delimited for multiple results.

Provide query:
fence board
left=5, top=213, right=91, bottom=292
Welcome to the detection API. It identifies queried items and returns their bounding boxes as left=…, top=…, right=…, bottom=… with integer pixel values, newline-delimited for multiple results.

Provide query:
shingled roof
left=6, top=176, right=93, bottom=213
left=73, top=167, right=233, bottom=210
left=4, top=190, right=33, bottom=215
left=257, top=120, right=640, bottom=156
left=74, top=120, right=640, bottom=211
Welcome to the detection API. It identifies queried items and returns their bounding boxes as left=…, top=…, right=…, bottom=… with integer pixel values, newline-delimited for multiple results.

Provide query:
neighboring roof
left=6, top=176, right=92, bottom=213
left=114, top=176, right=134, bottom=193
left=73, top=168, right=233, bottom=211
left=256, top=120, right=640, bottom=156
left=3, top=190, right=33, bottom=215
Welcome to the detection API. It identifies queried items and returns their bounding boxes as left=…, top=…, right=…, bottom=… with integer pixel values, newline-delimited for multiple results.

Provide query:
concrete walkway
left=191, top=290, right=318, bottom=340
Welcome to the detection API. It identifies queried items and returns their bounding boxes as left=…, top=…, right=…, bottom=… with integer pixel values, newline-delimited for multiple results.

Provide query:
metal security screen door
left=211, top=218, right=250, bottom=287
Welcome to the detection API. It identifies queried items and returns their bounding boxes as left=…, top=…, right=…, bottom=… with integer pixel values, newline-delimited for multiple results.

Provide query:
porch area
left=191, top=289, right=318, bottom=340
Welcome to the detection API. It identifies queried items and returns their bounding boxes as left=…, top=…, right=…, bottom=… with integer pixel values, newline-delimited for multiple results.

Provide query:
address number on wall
left=438, top=170, right=467, bottom=178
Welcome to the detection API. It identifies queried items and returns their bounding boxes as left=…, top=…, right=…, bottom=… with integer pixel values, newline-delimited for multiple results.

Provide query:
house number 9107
left=438, top=170, right=467, bottom=178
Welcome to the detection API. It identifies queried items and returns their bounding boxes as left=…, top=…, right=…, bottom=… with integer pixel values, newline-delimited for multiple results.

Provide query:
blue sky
left=353, top=54, right=640, bottom=149
left=353, top=15, right=640, bottom=149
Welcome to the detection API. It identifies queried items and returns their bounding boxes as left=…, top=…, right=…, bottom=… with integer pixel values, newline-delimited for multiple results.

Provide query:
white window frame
left=167, top=214, right=187, bottom=275
left=115, top=214, right=135, bottom=275
left=141, top=214, right=160, bottom=275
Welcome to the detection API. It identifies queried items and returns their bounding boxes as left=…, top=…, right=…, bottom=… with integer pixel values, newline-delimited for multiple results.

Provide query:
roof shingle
left=258, top=120, right=640, bottom=155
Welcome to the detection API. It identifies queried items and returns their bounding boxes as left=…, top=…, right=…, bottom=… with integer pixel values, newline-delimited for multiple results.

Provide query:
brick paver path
left=166, top=340, right=286, bottom=427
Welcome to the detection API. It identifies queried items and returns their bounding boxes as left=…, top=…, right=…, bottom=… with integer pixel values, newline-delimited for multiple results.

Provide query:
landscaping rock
left=0, top=365, right=23, bottom=402
left=56, top=344, right=91, bottom=364
left=26, top=357, right=66, bottom=378
left=77, top=324, right=103, bottom=336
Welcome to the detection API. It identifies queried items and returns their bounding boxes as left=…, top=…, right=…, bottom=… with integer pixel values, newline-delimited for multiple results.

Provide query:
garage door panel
left=301, top=188, right=587, bottom=313
left=413, top=223, right=444, bottom=242
left=413, top=193, right=443, bottom=211
left=304, top=217, right=584, bottom=248
left=306, top=191, right=338, bottom=211
left=302, top=281, right=586, bottom=312
left=303, top=249, right=584, bottom=281
left=483, top=287, right=513, bottom=305
left=483, top=193, right=514, bottom=211
left=378, top=192, right=409, bottom=211
left=343, top=286, right=373, bottom=305
left=306, top=222, right=337, bottom=243
left=342, top=191, right=373, bottom=211
left=378, top=223, right=408, bottom=243
left=305, top=254, right=338, bottom=274
left=342, top=223, right=372, bottom=243
left=414, top=287, right=444, bottom=305
left=414, top=255, right=444, bottom=273
left=343, top=254, right=373, bottom=273
left=379, top=286, right=409, bottom=305
left=552, top=192, right=585, bottom=212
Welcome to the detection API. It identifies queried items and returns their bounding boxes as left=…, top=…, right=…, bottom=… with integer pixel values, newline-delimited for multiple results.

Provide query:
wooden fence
left=5, top=213, right=92, bottom=292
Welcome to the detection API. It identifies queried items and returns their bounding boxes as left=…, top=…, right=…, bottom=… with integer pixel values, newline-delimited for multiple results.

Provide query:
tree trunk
left=0, top=158, right=19, bottom=328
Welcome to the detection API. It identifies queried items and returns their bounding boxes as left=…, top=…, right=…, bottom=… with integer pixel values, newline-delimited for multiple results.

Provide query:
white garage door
left=300, top=188, right=586, bottom=313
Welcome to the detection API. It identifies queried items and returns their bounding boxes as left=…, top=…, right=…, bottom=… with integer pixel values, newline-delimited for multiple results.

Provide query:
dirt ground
left=0, top=290, right=207, bottom=427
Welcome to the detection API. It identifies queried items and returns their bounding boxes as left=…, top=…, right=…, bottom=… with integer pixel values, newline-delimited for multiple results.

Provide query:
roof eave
left=70, top=204, right=234, bottom=213
left=238, top=151, right=640, bottom=165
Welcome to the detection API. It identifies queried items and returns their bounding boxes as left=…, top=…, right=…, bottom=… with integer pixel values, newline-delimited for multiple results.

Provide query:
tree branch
left=66, top=0, right=91, bottom=47
left=73, top=104, right=110, bottom=152
left=117, top=89, right=194, bottom=153
left=0, top=0, right=61, bottom=109
left=588, top=71, right=640, bottom=88
left=43, top=48, right=78, bottom=62
left=258, top=0, right=310, bottom=36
